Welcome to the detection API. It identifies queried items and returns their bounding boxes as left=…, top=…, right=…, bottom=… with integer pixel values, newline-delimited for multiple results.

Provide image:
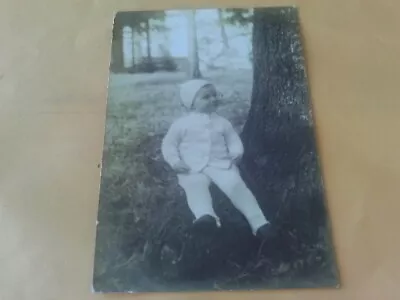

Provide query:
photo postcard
left=92, top=6, right=339, bottom=293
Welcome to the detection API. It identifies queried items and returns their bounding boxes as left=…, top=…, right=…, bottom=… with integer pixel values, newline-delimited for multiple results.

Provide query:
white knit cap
left=179, top=79, right=213, bottom=109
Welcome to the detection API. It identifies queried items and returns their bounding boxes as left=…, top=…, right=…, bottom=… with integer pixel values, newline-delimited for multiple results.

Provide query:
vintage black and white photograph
left=93, top=6, right=339, bottom=293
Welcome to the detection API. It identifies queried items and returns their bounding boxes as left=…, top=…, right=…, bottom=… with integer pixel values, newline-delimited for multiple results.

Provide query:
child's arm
left=222, top=118, right=244, bottom=159
left=161, top=120, right=184, bottom=169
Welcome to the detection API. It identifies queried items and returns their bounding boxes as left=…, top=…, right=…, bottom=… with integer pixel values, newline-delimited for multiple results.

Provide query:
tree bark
left=240, top=7, right=327, bottom=255
left=187, top=10, right=202, bottom=78
left=217, top=9, right=230, bottom=50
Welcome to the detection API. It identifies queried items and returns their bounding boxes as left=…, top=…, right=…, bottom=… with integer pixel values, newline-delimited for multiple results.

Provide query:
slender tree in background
left=138, top=11, right=166, bottom=71
left=143, top=17, right=152, bottom=63
left=217, top=9, right=230, bottom=50
left=187, top=9, right=202, bottom=78
left=133, top=32, right=142, bottom=64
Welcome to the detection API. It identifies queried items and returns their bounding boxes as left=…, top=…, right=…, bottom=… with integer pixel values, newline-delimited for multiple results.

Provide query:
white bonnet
left=179, top=79, right=214, bottom=109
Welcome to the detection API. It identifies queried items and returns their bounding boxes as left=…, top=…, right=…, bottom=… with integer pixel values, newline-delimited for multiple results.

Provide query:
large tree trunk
left=240, top=7, right=328, bottom=260
left=217, top=9, right=230, bottom=50
left=187, top=10, right=202, bottom=78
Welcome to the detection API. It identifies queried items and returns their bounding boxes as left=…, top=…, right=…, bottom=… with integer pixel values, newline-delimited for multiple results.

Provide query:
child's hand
left=172, top=161, right=191, bottom=173
left=231, top=155, right=242, bottom=166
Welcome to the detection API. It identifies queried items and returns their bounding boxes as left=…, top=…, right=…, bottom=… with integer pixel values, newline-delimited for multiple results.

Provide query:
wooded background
left=1, top=0, right=400, bottom=299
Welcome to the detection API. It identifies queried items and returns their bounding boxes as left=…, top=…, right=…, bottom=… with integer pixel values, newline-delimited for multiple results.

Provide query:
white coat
left=161, top=112, right=244, bottom=172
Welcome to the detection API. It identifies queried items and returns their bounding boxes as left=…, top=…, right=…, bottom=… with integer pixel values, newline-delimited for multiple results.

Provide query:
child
left=161, top=79, right=274, bottom=240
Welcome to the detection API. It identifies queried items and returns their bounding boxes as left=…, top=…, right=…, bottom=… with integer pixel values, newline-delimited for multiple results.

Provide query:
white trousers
left=177, top=165, right=269, bottom=235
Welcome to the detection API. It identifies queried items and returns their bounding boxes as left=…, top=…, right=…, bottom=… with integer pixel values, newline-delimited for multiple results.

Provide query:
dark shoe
left=256, top=223, right=277, bottom=241
left=192, top=215, right=218, bottom=235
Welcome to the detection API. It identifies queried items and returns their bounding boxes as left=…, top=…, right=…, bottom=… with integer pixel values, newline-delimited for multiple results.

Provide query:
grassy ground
left=93, top=69, right=338, bottom=292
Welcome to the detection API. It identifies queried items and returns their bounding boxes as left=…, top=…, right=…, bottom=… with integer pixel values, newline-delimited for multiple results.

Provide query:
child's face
left=192, top=85, right=219, bottom=113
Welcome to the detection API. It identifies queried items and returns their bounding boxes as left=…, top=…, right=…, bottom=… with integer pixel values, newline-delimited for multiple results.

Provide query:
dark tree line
left=111, top=9, right=248, bottom=77
left=112, top=11, right=166, bottom=72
